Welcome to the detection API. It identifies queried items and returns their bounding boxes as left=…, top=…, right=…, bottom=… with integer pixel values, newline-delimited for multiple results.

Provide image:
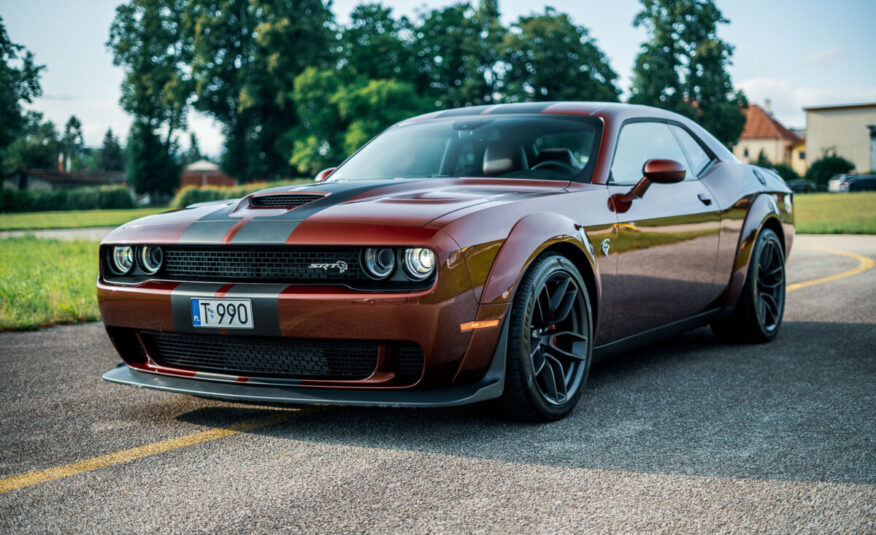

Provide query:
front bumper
left=103, top=317, right=508, bottom=407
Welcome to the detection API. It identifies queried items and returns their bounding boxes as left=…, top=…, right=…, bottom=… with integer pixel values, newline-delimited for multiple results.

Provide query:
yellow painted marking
left=0, top=411, right=293, bottom=494
left=788, top=246, right=874, bottom=293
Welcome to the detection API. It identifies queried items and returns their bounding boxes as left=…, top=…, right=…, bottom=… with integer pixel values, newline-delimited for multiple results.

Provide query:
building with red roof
left=733, top=102, right=802, bottom=171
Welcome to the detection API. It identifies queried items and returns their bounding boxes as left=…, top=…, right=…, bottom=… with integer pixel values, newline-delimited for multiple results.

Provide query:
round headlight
left=362, top=247, right=396, bottom=279
left=111, top=246, right=134, bottom=275
left=403, top=248, right=435, bottom=280
left=139, top=245, right=163, bottom=275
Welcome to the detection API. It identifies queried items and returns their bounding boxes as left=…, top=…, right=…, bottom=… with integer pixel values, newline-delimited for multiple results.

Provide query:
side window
left=670, top=124, right=712, bottom=176
left=610, top=122, right=692, bottom=184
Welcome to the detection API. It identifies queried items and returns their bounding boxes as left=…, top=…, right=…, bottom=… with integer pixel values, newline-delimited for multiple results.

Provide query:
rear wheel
left=498, top=254, right=592, bottom=421
left=712, top=227, right=786, bottom=343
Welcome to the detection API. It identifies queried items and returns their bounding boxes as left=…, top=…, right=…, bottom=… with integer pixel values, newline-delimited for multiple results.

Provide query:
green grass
left=0, top=207, right=165, bottom=231
left=795, top=192, right=876, bottom=234
left=0, top=237, right=100, bottom=331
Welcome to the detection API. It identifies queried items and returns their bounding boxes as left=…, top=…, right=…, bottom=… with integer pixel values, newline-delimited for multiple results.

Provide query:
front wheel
left=712, top=227, right=786, bottom=343
left=497, top=254, right=593, bottom=421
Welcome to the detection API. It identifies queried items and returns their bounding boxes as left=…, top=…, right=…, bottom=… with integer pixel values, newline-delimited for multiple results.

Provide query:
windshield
left=329, top=115, right=602, bottom=182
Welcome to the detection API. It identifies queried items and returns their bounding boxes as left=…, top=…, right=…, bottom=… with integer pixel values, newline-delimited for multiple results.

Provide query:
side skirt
left=592, top=308, right=729, bottom=362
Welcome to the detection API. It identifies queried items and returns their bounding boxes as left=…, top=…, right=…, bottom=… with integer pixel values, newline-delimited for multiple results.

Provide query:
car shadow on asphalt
left=175, top=321, right=875, bottom=485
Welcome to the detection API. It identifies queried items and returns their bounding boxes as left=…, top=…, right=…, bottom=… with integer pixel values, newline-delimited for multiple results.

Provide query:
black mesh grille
left=162, top=246, right=364, bottom=282
left=249, top=193, right=325, bottom=208
left=142, top=331, right=379, bottom=379
left=395, top=344, right=425, bottom=379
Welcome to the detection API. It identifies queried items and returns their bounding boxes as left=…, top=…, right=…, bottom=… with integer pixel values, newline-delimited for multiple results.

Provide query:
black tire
left=497, top=254, right=593, bottom=421
left=712, top=228, right=786, bottom=343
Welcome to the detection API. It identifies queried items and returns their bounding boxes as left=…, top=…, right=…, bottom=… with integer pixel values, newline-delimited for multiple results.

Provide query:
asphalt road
left=1, top=234, right=874, bottom=534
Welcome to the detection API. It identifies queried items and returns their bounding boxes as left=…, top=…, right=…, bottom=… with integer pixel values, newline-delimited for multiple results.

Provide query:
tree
left=411, top=0, right=505, bottom=108
left=109, top=0, right=190, bottom=194
left=181, top=132, right=203, bottom=166
left=2, top=111, right=60, bottom=172
left=341, top=3, right=416, bottom=83
left=502, top=8, right=619, bottom=102
left=289, top=68, right=429, bottom=175
left=629, top=0, right=746, bottom=146
left=61, top=115, right=85, bottom=171
left=805, top=151, right=855, bottom=187
left=98, top=128, right=125, bottom=172
left=0, top=15, right=44, bottom=168
left=184, top=0, right=336, bottom=181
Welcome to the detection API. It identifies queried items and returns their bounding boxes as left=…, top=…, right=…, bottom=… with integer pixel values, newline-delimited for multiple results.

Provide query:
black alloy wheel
left=499, top=254, right=592, bottom=421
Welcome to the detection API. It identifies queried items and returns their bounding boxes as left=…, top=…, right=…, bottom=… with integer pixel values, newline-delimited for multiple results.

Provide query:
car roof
left=403, top=101, right=680, bottom=123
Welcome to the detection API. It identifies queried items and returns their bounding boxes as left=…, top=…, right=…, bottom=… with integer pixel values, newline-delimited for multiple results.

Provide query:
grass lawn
left=795, top=192, right=876, bottom=234
left=0, top=237, right=100, bottom=331
left=0, top=207, right=165, bottom=231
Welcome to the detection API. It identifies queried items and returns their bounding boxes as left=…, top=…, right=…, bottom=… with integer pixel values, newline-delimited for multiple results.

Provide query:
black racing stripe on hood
left=230, top=180, right=419, bottom=244
left=177, top=201, right=240, bottom=244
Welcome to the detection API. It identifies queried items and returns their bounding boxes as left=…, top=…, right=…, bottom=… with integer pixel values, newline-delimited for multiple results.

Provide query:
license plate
left=191, top=298, right=254, bottom=329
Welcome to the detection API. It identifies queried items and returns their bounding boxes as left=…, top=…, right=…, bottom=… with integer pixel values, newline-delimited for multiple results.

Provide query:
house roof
left=740, top=104, right=801, bottom=142
left=184, top=159, right=220, bottom=172
left=804, top=102, right=876, bottom=112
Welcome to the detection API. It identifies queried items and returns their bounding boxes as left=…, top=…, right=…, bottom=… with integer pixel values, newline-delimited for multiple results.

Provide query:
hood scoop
left=249, top=193, right=326, bottom=209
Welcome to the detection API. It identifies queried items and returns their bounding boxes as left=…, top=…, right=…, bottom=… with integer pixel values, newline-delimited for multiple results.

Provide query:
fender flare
left=722, top=193, right=783, bottom=309
left=479, top=212, right=602, bottom=310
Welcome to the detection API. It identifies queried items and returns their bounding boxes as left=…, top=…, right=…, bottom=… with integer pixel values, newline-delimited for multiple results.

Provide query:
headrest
left=483, top=143, right=522, bottom=176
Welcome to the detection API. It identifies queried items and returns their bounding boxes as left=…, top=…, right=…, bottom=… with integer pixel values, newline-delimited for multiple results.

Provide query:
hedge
left=0, top=185, right=134, bottom=213
left=169, top=179, right=312, bottom=209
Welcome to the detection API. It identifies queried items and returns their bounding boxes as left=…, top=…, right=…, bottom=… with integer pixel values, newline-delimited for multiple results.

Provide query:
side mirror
left=314, top=167, right=336, bottom=183
left=609, top=159, right=686, bottom=213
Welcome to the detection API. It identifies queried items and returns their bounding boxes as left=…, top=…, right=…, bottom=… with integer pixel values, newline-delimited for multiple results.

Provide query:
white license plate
left=191, top=298, right=254, bottom=329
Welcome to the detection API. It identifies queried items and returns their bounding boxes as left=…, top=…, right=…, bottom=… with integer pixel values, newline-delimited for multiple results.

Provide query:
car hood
left=104, top=178, right=568, bottom=245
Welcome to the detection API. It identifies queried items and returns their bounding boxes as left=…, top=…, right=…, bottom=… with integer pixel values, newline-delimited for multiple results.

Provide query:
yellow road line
left=788, top=246, right=875, bottom=293
left=0, top=411, right=293, bottom=494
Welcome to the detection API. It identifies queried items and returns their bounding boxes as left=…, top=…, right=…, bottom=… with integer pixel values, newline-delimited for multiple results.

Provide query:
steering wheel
left=531, top=160, right=578, bottom=173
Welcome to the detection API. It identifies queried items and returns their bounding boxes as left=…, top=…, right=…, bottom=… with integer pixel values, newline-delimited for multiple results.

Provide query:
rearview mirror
left=609, top=159, right=686, bottom=213
left=314, top=167, right=336, bottom=183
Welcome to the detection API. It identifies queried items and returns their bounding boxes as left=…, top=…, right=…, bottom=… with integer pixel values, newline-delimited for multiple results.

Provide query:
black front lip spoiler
left=102, top=318, right=509, bottom=408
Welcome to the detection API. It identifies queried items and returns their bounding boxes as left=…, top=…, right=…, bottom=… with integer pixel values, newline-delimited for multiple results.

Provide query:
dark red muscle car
left=100, top=102, right=793, bottom=421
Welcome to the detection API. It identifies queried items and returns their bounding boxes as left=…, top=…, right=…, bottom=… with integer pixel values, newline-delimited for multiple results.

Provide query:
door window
left=610, top=122, right=692, bottom=184
left=670, top=125, right=712, bottom=176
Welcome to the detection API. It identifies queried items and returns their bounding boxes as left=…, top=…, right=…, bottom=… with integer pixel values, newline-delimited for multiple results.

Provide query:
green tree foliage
left=341, top=3, right=416, bottom=82
left=0, top=16, right=44, bottom=168
left=629, top=0, right=746, bottom=146
left=503, top=8, right=619, bottom=102
left=771, top=163, right=799, bottom=182
left=181, top=132, right=203, bottom=166
left=98, top=128, right=125, bottom=172
left=410, top=1, right=505, bottom=108
left=108, top=0, right=190, bottom=194
left=61, top=115, right=85, bottom=171
left=126, top=122, right=179, bottom=196
left=184, top=0, right=335, bottom=181
left=289, top=68, right=429, bottom=175
left=3, top=112, right=60, bottom=172
left=805, top=151, right=855, bottom=187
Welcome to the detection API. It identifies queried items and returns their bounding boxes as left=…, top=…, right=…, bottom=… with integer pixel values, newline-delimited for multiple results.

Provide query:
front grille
left=141, top=331, right=379, bottom=379
left=394, top=344, right=425, bottom=378
left=249, top=193, right=325, bottom=209
left=162, top=246, right=364, bottom=282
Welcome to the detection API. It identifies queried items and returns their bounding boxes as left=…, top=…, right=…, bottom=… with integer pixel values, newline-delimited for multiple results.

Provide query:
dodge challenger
left=100, top=102, right=793, bottom=421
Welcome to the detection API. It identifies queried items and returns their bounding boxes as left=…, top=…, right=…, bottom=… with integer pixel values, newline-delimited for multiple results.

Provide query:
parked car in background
left=838, top=174, right=876, bottom=192
left=828, top=173, right=856, bottom=192
left=786, top=178, right=817, bottom=193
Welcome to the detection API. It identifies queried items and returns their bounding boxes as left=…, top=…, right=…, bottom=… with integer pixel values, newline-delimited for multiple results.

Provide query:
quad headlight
left=362, top=247, right=396, bottom=280
left=403, top=247, right=436, bottom=280
left=110, top=246, right=134, bottom=275
left=138, top=245, right=163, bottom=275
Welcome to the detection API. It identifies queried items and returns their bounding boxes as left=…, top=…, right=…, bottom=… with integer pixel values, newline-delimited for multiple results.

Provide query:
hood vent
left=249, top=193, right=326, bottom=209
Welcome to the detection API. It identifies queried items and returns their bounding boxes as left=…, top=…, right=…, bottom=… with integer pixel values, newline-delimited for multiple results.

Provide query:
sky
left=2, top=0, right=875, bottom=157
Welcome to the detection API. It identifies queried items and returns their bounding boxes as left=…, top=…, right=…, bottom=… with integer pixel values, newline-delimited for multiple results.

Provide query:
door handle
left=697, top=193, right=713, bottom=206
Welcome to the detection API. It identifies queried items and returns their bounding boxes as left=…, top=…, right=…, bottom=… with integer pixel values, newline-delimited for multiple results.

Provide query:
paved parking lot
left=1, top=234, right=874, bottom=534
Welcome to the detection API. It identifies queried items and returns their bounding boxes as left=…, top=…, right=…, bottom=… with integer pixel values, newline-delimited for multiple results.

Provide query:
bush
left=169, top=180, right=312, bottom=209
left=771, top=162, right=799, bottom=182
left=0, top=185, right=134, bottom=213
left=805, top=152, right=855, bottom=186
